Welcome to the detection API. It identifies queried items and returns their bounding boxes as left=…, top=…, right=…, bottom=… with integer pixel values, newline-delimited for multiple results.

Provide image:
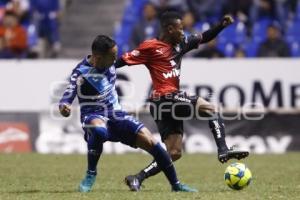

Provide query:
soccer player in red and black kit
left=115, top=11, right=249, bottom=191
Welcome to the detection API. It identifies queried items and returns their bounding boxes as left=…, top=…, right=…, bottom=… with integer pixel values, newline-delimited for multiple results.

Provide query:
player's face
left=95, top=45, right=118, bottom=69
left=168, top=19, right=185, bottom=44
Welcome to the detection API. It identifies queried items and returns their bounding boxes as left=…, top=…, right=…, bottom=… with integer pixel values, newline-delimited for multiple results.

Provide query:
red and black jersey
left=122, top=34, right=202, bottom=97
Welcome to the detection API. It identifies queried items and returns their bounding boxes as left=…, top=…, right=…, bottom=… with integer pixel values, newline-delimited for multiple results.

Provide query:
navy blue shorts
left=82, top=112, right=144, bottom=148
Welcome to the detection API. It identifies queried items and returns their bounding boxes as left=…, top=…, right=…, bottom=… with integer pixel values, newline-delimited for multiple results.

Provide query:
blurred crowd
left=1, top=0, right=299, bottom=59
left=115, top=0, right=300, bottom=58
left=0, top=0, right=71, bottom=59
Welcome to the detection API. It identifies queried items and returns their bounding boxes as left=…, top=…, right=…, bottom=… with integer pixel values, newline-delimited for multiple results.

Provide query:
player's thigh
left=108, top=115, right=144, bottom=147
left=150, top=96, right=193, bottom=120
left=153, top=117, right=184, bottom=142
left=172, top=92, right=198, bottom=119
left=135, top=127, right=158, bottom=152
left=83, top=114, right=107, bottom=127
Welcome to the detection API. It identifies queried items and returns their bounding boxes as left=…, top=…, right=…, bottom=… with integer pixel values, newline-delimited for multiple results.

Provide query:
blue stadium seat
left=26, top=24, right=38, bottom=48
left=218, top=21, right=247, bottom=44
left=216, top=21, right=247, bottom=57
left=122, top=7, right=139, bottom=25
left=289, top=41, right=300, bottom=57
left=114, top=24, right=133, bottom=56
left=286, top=20, right=300, bottom=43
left=252, top=18, right=272, bottom=43
left=217, top=42, right=235, bottom=57
left=115, top=0, right=300, bottom=58
left=296, top=3, right=300, bottom=20
left=122, top=0, right=147, bottom=24
left=194, top=22, right=211, bottom=32
left=114, top=0, right=148, bottom=55
left=243, top=40, right=260, bottom=57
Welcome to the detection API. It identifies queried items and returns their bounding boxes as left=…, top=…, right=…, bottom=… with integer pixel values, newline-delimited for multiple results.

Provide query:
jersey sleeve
left=59, top=69, right=80, bottom=105
left=182, top=34, right=203, bottom=53
left=121, top=42, right=151, bottom=65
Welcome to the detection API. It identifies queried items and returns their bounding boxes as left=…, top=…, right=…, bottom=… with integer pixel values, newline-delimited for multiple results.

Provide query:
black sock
left=148, top=143, right=179, bottom=186
left=137, top=160, right=161, bottom=182
left=208, top=113, right=228, bottom=152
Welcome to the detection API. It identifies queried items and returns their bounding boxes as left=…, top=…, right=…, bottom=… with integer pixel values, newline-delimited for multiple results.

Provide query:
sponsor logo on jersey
left=162, top=68, right=180, bottom=79
left=155, top=49, right=163, bottom=54
left=170, top=60, right=177, bottom=67
left=131, top=50, right=140, bottom=57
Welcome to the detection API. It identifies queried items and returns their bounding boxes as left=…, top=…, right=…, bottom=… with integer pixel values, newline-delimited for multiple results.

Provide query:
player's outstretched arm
left=58, top=70, right=80, bottom=117
left=115, top=41, right=151, bottom=69
left=200, top=15, right=234, bottom=44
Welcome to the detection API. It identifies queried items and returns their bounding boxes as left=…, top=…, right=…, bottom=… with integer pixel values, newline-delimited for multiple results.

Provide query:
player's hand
left=221, top=15, right=234, bottom=27
left=59, top=103, right=71, bottom=117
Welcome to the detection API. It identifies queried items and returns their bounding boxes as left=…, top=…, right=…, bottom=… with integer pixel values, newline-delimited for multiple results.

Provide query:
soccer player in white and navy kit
left=59, top=35, right=197, bottom=192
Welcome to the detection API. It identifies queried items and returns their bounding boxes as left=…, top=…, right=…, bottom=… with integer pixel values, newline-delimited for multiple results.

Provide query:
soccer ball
left=224, top=162, right=252, bottom=190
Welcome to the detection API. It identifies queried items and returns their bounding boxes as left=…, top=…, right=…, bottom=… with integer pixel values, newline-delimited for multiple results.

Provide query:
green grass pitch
left=0, top=153, right=299, bottom=200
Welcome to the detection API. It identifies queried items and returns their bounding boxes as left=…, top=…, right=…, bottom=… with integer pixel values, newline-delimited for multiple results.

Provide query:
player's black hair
left=91, top=35, right=116, bottom=55
left=160, top=11, right=182, bottom=29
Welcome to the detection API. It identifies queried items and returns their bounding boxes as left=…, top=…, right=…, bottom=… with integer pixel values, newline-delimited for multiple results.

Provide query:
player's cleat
left=79, top=173, right=96, bottom=193
left=124, top=175, right=141, bottom=191
left=218, top=146, right=249, bottom=163
left=172, top=183, right=198, bottom=192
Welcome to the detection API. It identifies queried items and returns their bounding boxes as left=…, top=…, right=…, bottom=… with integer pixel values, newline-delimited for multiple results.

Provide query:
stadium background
left=0, top=1, right=300, bottom=199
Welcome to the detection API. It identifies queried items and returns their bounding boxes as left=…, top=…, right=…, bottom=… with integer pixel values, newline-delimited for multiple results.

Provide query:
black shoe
left=124, top=175, right=141, bottom=191
left=218, top=147, right=249, bottom=163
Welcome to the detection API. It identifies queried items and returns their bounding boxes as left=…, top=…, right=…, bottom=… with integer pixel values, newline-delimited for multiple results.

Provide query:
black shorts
left=149, top=91, right=198, bottom=141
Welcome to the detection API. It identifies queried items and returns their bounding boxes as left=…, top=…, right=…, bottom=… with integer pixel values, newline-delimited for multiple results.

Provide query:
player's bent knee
left=89, top=126, right=109, bottom=142
left=209, top=104, right=218, bottom=113
left=136, top=128, right=157, bottom=152
left=201, top=104, right=216, bottom=113
left=169, top=150, right=182, bottom=161
left=197, top=97, right=218, bottom=114
left=197, top=103, right=218, bottom=118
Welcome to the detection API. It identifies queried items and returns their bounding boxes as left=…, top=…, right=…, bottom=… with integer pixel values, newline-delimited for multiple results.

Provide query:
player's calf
left=133, top=128, right=198, bottom=192
left=79, top=121, right=106, bottom=192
